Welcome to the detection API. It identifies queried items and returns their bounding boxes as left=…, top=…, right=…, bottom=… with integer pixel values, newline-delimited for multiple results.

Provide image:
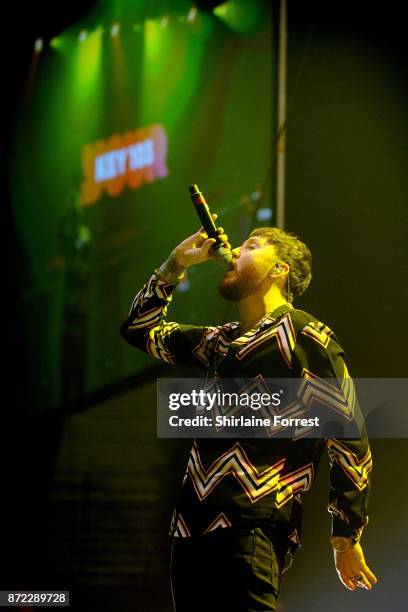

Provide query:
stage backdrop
left=11, top=0, right=274, bottom=413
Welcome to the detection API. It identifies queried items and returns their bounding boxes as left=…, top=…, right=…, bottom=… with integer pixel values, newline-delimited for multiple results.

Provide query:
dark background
left=2, top=1, right=408, bottom=611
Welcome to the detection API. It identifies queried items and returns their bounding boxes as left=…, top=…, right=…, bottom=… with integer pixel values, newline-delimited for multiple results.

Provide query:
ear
left=269, top=262, right=289, bottom=279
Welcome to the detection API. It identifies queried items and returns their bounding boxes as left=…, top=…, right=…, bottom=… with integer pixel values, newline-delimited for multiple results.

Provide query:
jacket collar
left=257, top=304, right=294, bottom=329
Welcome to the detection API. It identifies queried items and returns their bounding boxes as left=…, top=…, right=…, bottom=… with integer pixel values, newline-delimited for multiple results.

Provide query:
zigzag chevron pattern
left=190, top=321, right=240, bottom=367
left=299, top=368, right=355, bottom=420
left=275, top=463, right=315, bottom=508
left=235, top=313, right=296, bottom=368
left=288, top=528, right=300, bottom=545
left=231, top=327, right=259, bottom=348
left=301, top=320, right=333, bottom=348
left=209, top=374, right=279, bottom=423
left=147, top=322, right=179, bottom=363
left=327, top=438, right=372, bottom=491
left=127, top=305, right=166, bottom=330
left=153, top=276, right=175, bottom=300
left=203, top=513, right=232, bottom=534
left=192, top=327, right=221, bottom=366
left=204, top=372, right=355, bottom=439
left=187, top=441, right=285, bottom=503
left=172, top=513, right=191, bottom=538
left=214, top=322, right=240, bottom=359
left=128, top=287, right=143, bottom=316
left=235, top=376, right=326, bottom=440
left=212, top=375, right=308, bottom=438
left=127, top=274, right=173, bottom=321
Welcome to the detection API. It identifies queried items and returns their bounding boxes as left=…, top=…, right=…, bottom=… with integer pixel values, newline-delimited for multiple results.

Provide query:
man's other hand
left=334, top=542, right=378, bottom=591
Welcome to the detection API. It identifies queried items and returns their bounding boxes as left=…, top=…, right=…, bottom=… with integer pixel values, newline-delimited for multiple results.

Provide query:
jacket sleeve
left=120, top=269, right=222, bottom=372
left=293, top=319, right=372, bottom=543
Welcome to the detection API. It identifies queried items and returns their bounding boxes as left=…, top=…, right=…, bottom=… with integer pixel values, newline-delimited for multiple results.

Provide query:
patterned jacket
left=120, top=269, right=372, bottom=552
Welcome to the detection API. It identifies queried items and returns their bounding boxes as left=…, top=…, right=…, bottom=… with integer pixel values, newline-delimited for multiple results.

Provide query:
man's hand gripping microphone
left=189, top=184, right=233, bottom=269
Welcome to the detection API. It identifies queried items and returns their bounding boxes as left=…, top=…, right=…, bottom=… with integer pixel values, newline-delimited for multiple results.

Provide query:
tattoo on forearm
left=157, top=253, right=185, bottom=284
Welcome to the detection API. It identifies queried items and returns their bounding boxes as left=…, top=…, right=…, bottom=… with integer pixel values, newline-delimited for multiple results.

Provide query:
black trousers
left=170, top=526, right=291, bottom=612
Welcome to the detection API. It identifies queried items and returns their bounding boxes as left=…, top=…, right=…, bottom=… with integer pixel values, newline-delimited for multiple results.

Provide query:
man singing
left=120, top=216, right=377, bottom=611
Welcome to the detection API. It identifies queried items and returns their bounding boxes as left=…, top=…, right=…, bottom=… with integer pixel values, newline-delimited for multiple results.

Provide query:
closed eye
left=241, top=239, right=261, bottom=251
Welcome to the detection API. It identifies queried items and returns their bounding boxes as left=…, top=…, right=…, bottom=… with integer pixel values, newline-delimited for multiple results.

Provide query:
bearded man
left=120, top=216, right=377, bottom=611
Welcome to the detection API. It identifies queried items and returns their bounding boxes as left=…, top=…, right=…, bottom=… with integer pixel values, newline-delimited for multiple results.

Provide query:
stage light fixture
left=111, top=22, right=120, bottom=36
left=160, top=16, right=169, bottom=28
left=79, top=29, right=88, bottom=42
left=187, top=6, right=198, bottom=22
left=34, top=38, right=43, bottom=52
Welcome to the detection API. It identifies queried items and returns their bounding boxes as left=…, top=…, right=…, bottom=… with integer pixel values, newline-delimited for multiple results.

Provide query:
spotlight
left=160, top=16, right=169, bottom=28
left=256, top=208, right=272, bottom=222
left=79, top=29, right=88, bottom=42
left=34, top=38, right=43, bottom=52
left=111, top=22, right=120, bottom=36
left=187, top=6, right=198, bottom=22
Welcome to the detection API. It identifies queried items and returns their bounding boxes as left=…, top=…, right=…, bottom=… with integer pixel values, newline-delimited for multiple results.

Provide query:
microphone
left=189, top=184, right=233, bottom=269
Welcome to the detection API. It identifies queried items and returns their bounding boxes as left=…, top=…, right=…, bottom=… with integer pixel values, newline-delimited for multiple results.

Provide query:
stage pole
left=276, top=0, right=287, bottom=229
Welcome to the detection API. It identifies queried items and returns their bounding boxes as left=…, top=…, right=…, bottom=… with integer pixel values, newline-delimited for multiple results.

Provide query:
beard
left=218, top=263, right=264, bottom=302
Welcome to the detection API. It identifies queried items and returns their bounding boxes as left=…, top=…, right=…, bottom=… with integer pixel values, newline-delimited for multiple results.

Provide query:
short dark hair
left=249, top=227, right=312, bottom=302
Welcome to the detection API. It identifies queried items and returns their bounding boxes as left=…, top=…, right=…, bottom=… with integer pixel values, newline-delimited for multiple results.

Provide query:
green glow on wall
left=140, top=13, right=213, bottom=133
left=75, top=28, right=103, bottom=101
left=143, top=19, right=165, bottom=72
left=12, top=0, right=274, bottom=410
left=50, top=37, right=63, bottom=50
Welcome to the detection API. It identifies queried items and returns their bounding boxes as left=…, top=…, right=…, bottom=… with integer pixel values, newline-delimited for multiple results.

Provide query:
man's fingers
left=364, top=566, right=378, bottom=585
left=200, top=238, right=217, bottom=256
left=357, top=574, right=372, bottom=590
left=198, top=229, right=229, bottom=247
left=359, top=566, right=377, bottom=589
left=340, top=575, right=355, bottom=591
left=341, top=568, right=376, bottom=592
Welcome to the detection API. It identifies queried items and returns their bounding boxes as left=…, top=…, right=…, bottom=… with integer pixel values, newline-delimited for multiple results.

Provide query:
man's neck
left=238, top=286, right=291, bottom=334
